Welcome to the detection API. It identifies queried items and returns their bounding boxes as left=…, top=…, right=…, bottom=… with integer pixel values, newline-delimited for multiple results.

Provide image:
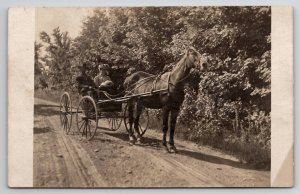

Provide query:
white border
left=271, top=6, right=294, bottom=187
left=8, top=8, right=35, bottom=187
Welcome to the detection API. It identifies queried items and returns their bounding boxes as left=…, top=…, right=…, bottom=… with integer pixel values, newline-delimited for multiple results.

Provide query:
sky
left=35, top=7, right=95, bottom=41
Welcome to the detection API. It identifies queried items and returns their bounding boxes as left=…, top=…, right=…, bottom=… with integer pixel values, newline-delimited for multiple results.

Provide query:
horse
left=123, top=47, right=208, bottom=153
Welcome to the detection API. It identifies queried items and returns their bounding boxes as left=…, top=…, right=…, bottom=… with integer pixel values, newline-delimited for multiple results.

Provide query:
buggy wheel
left=76, top=96, right=98, bottom=140
left=107, top=114, right=122, bottom=131
left=123, top=104, right=149, bottom=137
left=59, top=92, right=72, bottom=134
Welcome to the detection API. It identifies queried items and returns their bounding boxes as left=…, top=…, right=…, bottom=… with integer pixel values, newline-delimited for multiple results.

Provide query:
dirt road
left=33, top=98, right=270, bottom=187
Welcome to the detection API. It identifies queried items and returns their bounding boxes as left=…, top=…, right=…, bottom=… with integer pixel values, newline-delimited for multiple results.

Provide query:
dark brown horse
left=124, top=47, right=208, bottom=153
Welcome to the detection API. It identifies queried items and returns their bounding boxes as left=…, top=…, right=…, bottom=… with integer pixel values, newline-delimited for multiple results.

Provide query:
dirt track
left=33, top=98, right=270, bottom=187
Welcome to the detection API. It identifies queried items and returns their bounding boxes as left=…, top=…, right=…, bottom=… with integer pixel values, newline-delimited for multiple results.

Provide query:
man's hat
left=98, top=64, right=110, bottom=70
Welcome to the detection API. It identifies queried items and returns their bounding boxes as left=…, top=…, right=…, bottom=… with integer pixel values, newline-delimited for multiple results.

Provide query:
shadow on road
left=97, top=126, right=115, bottom=131
left=178, top=149, right=267, bottom=171
left=34, top=126, right=53, bottom=134
left=104, top=131, right=266, bottom=171
left=104, top=131, right=162, bottom=150
left=103, top=132, right=129, bottom=142
left=34, top=104, right=60, bottom=117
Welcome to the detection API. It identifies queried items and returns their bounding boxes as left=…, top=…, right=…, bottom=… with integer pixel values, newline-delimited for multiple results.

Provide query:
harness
left=126, top=70, right=191, bottom=97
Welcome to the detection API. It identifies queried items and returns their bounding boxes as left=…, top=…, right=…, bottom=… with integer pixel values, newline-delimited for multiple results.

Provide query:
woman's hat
left=98, top=64, right=110, bottom=70
left=76, top=63, right=88, bottom=69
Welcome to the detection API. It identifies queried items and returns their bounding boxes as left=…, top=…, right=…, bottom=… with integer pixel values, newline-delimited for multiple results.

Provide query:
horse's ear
left=183, top=45, right=188, bottom=55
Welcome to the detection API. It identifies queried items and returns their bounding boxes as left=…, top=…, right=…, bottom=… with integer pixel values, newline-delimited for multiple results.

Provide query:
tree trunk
left=234, top=105, right=240, bottom=136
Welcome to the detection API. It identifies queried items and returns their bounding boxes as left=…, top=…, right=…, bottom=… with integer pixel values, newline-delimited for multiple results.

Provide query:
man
left=94, top=64, right=114, bottom=89
left=75, top=63, right=95, bottom=96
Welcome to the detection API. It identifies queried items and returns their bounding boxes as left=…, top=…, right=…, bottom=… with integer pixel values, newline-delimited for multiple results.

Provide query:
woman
left=94, top=64, right=114, bottom=89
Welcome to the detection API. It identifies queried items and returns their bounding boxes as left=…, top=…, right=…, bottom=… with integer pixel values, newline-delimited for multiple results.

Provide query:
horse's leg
left=134, top=101, right=143, bottom=144
left=162, top=106, right=170, bottom=152
left=169, top=108, right=179, bottom=153
left=127, top=101, right=136, bottom=145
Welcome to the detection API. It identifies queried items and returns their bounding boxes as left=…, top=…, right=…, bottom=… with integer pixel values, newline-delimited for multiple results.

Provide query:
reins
left=96, top=53, right=195, bottom=98
left=78, top=53, right=195, bottom=101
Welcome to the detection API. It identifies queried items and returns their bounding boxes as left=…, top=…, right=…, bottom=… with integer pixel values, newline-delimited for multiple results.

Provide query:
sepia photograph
left=31, top=6, right=273, bottom=187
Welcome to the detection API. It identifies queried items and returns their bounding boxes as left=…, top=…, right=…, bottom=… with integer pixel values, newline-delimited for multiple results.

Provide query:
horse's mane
left=170, top=52, right=188, bottom=74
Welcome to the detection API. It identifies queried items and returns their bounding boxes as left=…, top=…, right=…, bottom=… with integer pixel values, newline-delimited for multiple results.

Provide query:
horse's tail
left=123, top=71, right=142, bottom=91
left=123, top=76, right=132, bottom=91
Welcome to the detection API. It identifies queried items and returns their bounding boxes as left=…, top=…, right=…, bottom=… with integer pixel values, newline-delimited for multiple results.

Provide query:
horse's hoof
left=129, top=138, right=135, bottom=146
left=132, top=135, right=137, bottom=142
left=163, top=145, right=170, bottom=153
left=129, top=135, right=136, bottom=145
left=129, top=141, right=135, bottom=146
left=136, top=138, right=142, bottom=145
left=169, top=145, right=178, bottom=153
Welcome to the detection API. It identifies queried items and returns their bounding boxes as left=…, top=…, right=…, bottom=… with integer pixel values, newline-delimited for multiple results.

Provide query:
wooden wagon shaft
left=96, top=89, right=169, bottom=104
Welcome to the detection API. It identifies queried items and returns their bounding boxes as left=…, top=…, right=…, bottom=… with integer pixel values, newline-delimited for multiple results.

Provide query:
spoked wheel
left=123, top=104, right=149, bottom=137
left=59, top=92, right=72, bottom=134
left=76, top=96, right=98, bottom=140
left=107, top=113, right=122, bottom=131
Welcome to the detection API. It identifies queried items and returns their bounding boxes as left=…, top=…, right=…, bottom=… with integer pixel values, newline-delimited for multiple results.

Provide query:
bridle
left=166, top=53, right=200, bottom=90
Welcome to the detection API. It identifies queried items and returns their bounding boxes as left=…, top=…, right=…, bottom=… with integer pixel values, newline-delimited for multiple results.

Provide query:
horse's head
left=185, top=47, right=208, bottom=72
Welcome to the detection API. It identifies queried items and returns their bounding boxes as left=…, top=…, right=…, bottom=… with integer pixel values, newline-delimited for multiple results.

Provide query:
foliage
left=35, top=7, right=271, bottom=168
left=38, top=27, right=74, bottom=89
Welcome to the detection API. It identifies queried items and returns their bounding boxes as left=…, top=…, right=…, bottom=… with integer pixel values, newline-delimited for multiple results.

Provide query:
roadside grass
left=175, top=123, right=270, bottom=169
left=35, top=89, right=81, bottom=106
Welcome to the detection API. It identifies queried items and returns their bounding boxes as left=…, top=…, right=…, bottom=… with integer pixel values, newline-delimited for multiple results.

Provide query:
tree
left=39, top=27, right=74, bottom=89
left=34, top=41, right=51, bottom=90
left=34, top=41, right=43, bottom=75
